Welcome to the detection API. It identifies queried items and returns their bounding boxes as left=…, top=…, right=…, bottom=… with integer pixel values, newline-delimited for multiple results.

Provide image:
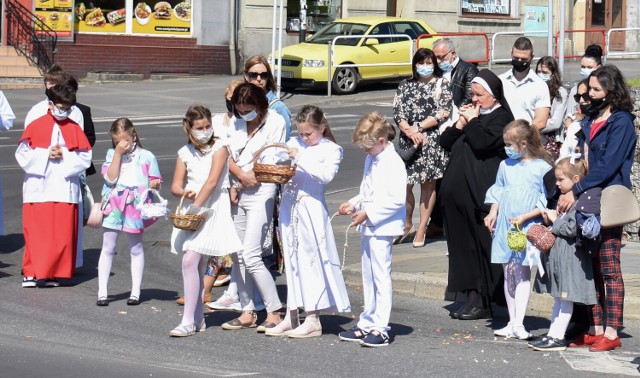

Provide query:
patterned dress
left=393, top=78, right=451, bottom=184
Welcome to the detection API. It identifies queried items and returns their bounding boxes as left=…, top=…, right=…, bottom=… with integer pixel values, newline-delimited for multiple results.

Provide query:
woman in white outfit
left=221, top=83, right=285, bottom=331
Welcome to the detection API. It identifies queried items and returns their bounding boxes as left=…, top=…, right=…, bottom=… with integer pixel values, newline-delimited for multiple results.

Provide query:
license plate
left=274, top=70, right=293, bottom=79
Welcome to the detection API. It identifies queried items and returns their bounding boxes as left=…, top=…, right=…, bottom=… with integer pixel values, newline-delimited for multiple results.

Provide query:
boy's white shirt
left=348, top=142, right=407, bottom=236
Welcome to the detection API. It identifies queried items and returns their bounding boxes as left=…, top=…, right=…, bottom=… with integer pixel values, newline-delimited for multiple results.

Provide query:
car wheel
left=331, top=66, right=358, bottom=94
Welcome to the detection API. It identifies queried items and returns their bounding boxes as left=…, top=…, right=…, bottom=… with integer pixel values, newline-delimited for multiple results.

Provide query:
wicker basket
left=252, top=144, right=296, bottom=184
left=169, top=193, right=206, bottom=231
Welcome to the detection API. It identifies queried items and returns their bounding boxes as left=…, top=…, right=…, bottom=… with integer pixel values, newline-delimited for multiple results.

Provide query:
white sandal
left=169, top=323, right=196, bottom=337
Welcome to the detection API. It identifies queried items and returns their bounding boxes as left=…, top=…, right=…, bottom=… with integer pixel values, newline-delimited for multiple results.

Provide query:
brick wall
left=54, top=34, right=231, bottom=79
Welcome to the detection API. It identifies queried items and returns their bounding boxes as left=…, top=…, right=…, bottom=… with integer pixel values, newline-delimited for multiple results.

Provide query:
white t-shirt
left=499, top=69, right=551, bottom=122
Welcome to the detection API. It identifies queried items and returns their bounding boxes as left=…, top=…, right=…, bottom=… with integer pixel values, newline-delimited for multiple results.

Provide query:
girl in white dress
left=169, top=105, right=242, bottom=337
left=265, top=106, right=351, bottom=338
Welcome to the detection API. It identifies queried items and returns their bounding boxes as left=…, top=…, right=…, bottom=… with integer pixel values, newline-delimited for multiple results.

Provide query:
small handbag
left=526, top=224, right=556, bottom=253
left=136, top=189, right=168, bottom=220
left=507, top=223, right=527, bottom=252
left=600, top=185, right=640, bottom=228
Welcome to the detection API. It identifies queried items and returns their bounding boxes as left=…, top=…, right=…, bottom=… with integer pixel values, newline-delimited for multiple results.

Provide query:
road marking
left=562, top=349, right=640, bottom=376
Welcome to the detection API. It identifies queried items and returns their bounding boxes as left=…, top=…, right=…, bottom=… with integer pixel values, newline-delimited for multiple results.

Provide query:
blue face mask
left=241, top=109, right=258, bottom=122
left=416, top=64, right=434, bottom=77
left=504, top=146, right=522, bottom=160
left=537, top=72, right=551, bottom=82
left=439, top=61, right=452, bottom=72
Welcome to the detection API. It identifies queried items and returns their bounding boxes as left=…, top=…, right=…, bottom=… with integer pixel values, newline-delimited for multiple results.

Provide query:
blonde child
left=529, top=156, right=597, bottom=351
left=484, top=119, right=552, bottom=339
left=337, top=112, right=407, bottom=347
left=265, top=105, right=350, bottom=338
left=96, top=118, right=161, bottom=306
left=169, top=105, right=243, bottom=337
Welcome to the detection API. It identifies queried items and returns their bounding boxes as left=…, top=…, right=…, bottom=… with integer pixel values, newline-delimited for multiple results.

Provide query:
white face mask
left=537, top=72, right=551, bottom=82
left=192, top=128, right=214, bottom=143
left=580, top=67, right=595, bottom=79
left=52, top=105, right=70, bottom=121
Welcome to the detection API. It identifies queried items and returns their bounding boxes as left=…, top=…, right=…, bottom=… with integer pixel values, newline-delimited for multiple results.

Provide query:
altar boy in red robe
left=15, top=84, right=92, bottom=287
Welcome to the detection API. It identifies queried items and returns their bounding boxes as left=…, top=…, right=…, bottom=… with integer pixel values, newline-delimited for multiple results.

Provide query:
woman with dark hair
left=558, top=64, right=636, bottom=351
left=565, top=44, right=603, bottom=118
left=439, top=69, right=514, bottom=320
left=392, top=48, right=451, bottom=247
left=220, top=82, right=286, bottom=332
left=536, top=56, right=568, bottom=160
left=244, top=55, right=292, bottom=140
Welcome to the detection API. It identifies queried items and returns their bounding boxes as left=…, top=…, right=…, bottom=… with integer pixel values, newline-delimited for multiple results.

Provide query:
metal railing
left=489, top=31, right=549, bottom=70
left=604, top=27, right=640, bottom=64
left=554, top=29, right=606, bottom=59
left=417, top=32, right=491, bottom=64
left=327, top=34, right=414, bottom=96
left=4, top=0, right=57, bottom=74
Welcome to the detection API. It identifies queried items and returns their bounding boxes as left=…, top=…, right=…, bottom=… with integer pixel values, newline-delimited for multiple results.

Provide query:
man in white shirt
left=499, top=37, right=550, bottom=131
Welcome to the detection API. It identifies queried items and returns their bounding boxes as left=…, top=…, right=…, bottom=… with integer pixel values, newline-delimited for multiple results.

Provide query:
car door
left=356, top=22, right=398, bottom=79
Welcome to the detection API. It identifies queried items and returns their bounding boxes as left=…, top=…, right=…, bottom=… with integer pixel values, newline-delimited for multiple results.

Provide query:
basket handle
left=176, top=192, right=188, bottom=216
left=251, top=143, right=290, bottom=165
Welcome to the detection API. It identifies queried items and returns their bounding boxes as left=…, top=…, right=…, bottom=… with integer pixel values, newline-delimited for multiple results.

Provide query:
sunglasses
left=247, top=71, right=269, bottom=80
left=573, top=93, right=590, bottom=102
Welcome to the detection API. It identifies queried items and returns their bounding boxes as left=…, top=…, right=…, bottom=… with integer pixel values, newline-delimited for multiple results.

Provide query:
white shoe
left=206, top=291, right=241, bottom=311
left=196, top=318, right=206, bottom=332
left=509, top=325, right=532, bottom=340
left=494, top=323, right=513, bottom=337
left=285, top=317, right=322, bottom=339
left=265, top=319, right=295, bottom=337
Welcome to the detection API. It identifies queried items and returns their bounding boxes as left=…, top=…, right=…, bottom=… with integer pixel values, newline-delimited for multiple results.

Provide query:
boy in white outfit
left=338, top=112, right=407, bottom=347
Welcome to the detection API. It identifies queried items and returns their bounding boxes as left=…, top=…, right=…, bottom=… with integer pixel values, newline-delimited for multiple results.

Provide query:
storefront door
left=586, top=0, right=625, bottom=51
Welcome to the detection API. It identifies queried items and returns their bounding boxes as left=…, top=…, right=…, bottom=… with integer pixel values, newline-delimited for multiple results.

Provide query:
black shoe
left=457, top=306, right=491, bottom=320
left=96, top=297, right=109, bottom=306
left=532, top=337, right=567, bottom=351
left=127, top=296, right=140, bottom=306
left=527, top=335, right=550, bottom=348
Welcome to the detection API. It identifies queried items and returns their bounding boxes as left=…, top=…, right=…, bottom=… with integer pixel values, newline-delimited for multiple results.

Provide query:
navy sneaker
left=532, top=337, right=567, bottom=351
left=338, top=325, right=368, bottom=342
left=359, top=331, right=390, bottom=347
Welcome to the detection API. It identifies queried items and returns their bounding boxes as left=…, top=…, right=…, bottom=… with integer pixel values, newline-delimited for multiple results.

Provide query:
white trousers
left=231, top=185, right=282, bottom=313
left=357, top=235, right=393, bottom=335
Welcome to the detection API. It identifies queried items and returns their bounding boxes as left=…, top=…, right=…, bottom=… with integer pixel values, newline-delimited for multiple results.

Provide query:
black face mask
left=511, top=58, right=531, bottom=72
left=579, top=103, right=591, bottom=115
left=225, top=99, right=233, bottom=113
left=588, top=96, right=610, bottom=112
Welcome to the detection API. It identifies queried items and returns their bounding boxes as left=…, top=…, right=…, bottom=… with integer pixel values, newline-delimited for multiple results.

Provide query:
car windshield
left=307, top=22, right=371, bottom=46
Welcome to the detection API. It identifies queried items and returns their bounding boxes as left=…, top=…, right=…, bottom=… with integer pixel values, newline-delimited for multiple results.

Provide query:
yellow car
left=272, top=16, right=437, bottom=94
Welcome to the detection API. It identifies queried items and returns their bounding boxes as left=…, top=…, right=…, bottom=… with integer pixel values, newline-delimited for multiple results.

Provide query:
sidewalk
left=326, top=188, right=640, bottom=321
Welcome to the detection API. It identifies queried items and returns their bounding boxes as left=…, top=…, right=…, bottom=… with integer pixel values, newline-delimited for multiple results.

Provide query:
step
left=0, top=46, right=20, bottom=57
left=0, top=65, right=42, bottom=77
left=0, top=55, right=33, bottom=67
left=0, top=77, right=43, bottom=90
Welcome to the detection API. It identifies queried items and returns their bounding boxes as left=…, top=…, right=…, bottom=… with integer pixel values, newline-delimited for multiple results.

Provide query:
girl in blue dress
left=484, top=119, right=552, bottom=340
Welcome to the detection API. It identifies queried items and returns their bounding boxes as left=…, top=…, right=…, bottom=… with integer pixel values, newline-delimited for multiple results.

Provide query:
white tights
left=548, top=298, right=573, bottom=339
left=98, top=230, right=144, bottom=299
left=503, top=262, right=531, bottom=328
left=180, top=250, right=207, bottom=326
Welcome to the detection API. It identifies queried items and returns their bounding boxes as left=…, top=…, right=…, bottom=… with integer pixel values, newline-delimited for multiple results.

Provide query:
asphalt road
left=1, top=78, right=639, bottom=377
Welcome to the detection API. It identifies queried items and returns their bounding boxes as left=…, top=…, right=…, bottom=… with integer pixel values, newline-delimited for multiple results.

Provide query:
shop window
left=462, top=0, right=511, bottom=16
left=287, top=0, right=341, bottom=33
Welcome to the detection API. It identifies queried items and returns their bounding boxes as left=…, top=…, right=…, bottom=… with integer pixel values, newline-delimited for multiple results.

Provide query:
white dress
left=171, top=143, right=242, bottom=256
left=279, top=137, right=351, bottom=313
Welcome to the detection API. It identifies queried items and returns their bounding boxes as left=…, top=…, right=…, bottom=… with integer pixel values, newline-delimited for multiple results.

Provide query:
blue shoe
left=359, top=331, right=390, bottom=347
left=338, top=325, right=368, bottom=342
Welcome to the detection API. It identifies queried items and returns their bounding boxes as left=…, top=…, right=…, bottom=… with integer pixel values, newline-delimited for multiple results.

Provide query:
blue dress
left=485, top=158, right=551, bottom=265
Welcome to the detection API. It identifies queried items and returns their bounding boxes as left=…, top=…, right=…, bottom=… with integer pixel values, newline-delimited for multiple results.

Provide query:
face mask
left=439, top=61, right=452, bottom=72
left=52, top=106, right=70, bottom=121
left=579, top=103, right=591, bottom=115
left=123, top=141, right=137, bottom=155
left=504, top=146, right=522, bottom=160
left=580, top=67, right=595, bottom=79
left=511, top=58, right=530, bottom=72
left=416, top=64, right=434, bottom=77
left=537, top=72, right=551, bottom=82
left=225, top=99, right=233, bottom=113
left=192, top=128, right=214, bottom=143
left=241, top=109, right=258, bottom=122
left=588, top=96, right=610, bottom=112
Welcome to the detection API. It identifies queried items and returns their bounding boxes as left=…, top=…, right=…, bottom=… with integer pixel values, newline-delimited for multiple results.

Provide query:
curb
left=341, top=267, right=640, bottom=321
